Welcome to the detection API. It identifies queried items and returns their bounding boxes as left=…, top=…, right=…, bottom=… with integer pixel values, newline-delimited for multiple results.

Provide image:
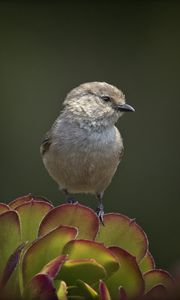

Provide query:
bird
left=40, top=82, right=135, bottom=224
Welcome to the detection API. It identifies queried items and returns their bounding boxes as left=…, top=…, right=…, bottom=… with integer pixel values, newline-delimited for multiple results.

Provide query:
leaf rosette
left=0, top=195, right=175, bottom=299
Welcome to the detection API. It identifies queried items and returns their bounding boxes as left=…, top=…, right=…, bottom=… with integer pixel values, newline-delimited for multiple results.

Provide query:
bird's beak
left=116, top=103, right=135, bottom=112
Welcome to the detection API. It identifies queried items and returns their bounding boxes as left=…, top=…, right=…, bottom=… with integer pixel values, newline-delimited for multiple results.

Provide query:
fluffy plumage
left=40, top=82, right=135, bottom=222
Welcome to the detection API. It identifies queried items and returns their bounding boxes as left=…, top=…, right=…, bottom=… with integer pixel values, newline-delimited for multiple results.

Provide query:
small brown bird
left=40, top=82, right=135, bottom=223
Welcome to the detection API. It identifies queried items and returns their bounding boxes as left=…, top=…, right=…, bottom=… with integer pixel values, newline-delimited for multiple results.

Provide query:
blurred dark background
left=0, top=1, right=180, bottom=272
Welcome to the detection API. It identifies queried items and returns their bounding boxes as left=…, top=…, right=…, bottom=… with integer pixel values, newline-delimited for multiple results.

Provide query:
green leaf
left=57, top=281, right=68, bottom=300
left=76, top=280, right=98, bottom=299
left=58, top=258, right=106, bottom=285
left=22, top=225, right=77, bottom=286
left=105, top=247, right=144, bottom=300
left=139, top=250, right=155, bottom=274
left=63, top=240, right=119, bottom=276
left=39, top=203, right=99, bottom=240
left=144, top=269, right=174, bottom=293
left=96, top=213, right=148, bottom=263
left=0, top=211, right=21, bottom=280
left=0, top=203, right=10, bottom=214
left=15, top=199, right=53, bottom=242
left=1, top=267, right=22, bottom=299
left=99, top=280, right=111, bottom=300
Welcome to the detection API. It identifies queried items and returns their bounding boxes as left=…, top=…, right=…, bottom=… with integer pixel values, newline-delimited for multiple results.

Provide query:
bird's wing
left=40, top=133, right=51, bottom=155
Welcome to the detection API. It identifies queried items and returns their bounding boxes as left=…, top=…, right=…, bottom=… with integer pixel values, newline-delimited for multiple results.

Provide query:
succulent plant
left=0, top=194, right=176, bottom=300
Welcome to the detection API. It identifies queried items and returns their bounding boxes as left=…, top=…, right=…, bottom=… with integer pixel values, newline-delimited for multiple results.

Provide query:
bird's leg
left=96, top=192, right=105, bottom=225
left=62, top=189, right=78, bottom=204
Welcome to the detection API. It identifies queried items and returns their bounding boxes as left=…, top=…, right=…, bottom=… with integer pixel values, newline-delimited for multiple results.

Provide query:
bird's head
left=63, top=82, right=135, bottom=128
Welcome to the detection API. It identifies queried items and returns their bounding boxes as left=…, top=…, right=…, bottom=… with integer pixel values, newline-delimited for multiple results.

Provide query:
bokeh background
left=0, top=1, right=180, bottom=272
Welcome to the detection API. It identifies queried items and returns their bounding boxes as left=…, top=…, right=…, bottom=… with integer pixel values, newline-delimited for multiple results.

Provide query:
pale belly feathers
left=43, top=125, right=123, bottom=194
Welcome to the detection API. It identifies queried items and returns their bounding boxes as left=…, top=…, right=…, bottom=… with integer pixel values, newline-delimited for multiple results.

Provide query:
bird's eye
left=101, top=95, right=111, bottom=102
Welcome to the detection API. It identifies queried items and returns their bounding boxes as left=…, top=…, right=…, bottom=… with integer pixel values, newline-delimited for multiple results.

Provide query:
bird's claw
left=67, top=197, right=78, bottom=204
left=96, top=204, right=105, bottom=226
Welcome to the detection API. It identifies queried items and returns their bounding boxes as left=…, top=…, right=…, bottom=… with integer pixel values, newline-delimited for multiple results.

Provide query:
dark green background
left=0, top=1, right=180, bottom=272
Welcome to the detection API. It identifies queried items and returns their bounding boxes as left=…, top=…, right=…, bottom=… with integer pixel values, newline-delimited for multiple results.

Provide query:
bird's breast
left=43, top=125, right=123, bottom=194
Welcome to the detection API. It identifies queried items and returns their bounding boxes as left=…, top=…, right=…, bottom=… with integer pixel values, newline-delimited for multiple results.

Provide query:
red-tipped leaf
left=105, top=246, right=145, bottom=299
left=40, top=255, right=67, bottom=278
left=9, top=194, right=33, bottom=209
left=28, top=274, right=58, bottom=300
left=96, top=213, right=148, bottom=263
left=144, top=284, right=167, bottom=298
left=139, top=250, right=155, bottom=274
left=22, top=225, right=77, bottom=286
left=0, top=211, right=21, bottom=280
left=144, top=269, right=174, bottom=293
left=119, top=286, right=127, bottom=300
left=16, top=200, right=53, bottom=242
left=39, top=203, right=99, bottom=240
left=0, top=203, right=10, bottom=214
left=99, top=280, right=111, bottom=300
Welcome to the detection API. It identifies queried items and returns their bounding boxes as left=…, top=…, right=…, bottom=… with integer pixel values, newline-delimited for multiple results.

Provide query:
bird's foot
left=62, top=189, right=78, bottom=205
left=67, top=197, right=78, bottom=204
left=96, top=202, right=105, bottom=226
